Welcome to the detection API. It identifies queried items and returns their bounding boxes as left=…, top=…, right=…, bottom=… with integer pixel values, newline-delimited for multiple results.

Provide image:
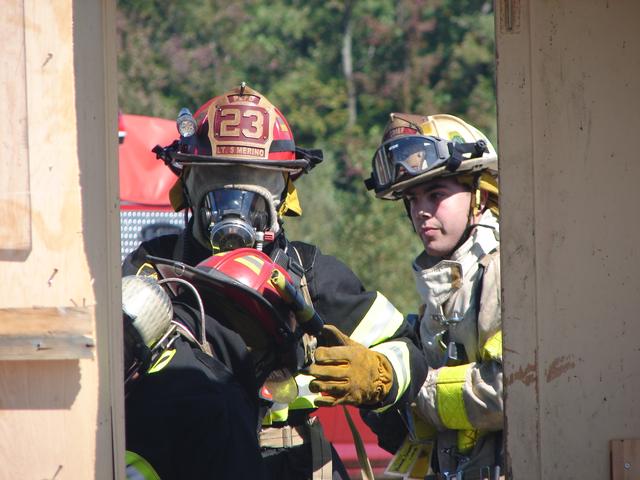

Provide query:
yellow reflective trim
left=234, top=255, right=263, bottom=274
left=371, top=341, right=410, bottom=411
left=457, top=429, right=480, bottom=454
left=147, top=349, right=176, bottom=374
left=289, top=373, right=321, bottom=409
left=262, top=374, right=324, bottom=425
left=436, top=364, right=473, bottom=430
left=289, top=396, right=316, bottom=410
left=482, top=331, right=503, bottom=362
left=261, top=404, right=289, bottom=425
left=135, top=263, right=158, bottom=279
left=126, top=451, right=161, bottom=480
left=349, top=292, right=404, bottom=347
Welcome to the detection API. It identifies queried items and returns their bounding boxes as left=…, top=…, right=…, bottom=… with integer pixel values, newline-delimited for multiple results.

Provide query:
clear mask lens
left=202, top=189, right=271, bottom=252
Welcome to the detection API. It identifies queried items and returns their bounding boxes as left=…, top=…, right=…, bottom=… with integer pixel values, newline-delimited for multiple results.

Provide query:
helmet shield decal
left=207, top=86, right=276, bottom=162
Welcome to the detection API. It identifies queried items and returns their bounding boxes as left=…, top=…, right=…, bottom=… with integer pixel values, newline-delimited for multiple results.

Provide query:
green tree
left=117, top=0, right=496, bottom=314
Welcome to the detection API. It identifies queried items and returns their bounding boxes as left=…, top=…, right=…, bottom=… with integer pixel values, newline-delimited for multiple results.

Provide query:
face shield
left=201, top=188, right=271, bottom=252
left=185, top=165, right=285, bottom=251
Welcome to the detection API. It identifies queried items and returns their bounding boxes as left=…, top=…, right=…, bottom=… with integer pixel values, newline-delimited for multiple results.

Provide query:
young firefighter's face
left=405, top=177, right=472, bottom=258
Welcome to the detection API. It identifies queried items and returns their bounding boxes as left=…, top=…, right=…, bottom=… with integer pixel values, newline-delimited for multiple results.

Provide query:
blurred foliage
left=117, top=0, right=496, bottom=314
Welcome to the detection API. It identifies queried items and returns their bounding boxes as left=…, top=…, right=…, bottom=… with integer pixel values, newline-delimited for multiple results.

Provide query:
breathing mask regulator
left=202, top=188, right=269, bottom=251
left=184, top=165, right=285, bottom=253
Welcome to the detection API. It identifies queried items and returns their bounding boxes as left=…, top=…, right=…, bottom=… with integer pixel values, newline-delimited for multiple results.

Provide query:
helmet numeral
left=216, top=107, right=267, bottom=142
left=242, top=109, right=264, bottom=139
left=219, top=108, right=241, bottom=136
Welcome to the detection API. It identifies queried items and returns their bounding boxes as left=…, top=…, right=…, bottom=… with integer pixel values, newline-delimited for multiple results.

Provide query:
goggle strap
left=364, top=176, right=375, bottom=191
left=447, top=140, right=489, bottom=172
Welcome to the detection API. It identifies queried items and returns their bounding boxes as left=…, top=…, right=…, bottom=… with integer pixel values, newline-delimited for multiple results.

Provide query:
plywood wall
left=496, top=0, right=640, bottom=478
left=0, top=0, right=121, bottom=478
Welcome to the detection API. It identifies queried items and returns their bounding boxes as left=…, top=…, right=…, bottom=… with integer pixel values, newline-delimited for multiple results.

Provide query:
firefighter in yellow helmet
left=123, top=87, right=429, bottom=480
left=362, top=113, right=503, bottom=479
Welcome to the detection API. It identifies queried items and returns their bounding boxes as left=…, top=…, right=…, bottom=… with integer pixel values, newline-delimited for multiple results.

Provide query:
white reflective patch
left=349, top=292, right=404, bottom=347
left=291, top=373, right=321, bottom=408
left=372, top=341, right=411, bottom=411
left=262, top=373, right=323, bottom=424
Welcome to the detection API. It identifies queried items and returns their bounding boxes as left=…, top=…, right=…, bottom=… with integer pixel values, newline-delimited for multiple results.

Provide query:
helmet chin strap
left=449, top=175, right=487, bottom=257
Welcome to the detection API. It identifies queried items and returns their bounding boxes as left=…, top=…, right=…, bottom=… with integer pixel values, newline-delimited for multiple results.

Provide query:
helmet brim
left=147, top=255, right=295, bottom=352
left=173, top=152, right=309, bottom=173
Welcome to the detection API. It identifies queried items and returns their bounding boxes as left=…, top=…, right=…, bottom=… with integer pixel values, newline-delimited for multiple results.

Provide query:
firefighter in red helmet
left=122, top=259, right=270, bottom=480
left=123, top=84, right=428, bottom=480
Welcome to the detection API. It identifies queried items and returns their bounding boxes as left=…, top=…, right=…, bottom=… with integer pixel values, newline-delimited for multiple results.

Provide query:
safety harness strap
left=259, top=419, right=333, bottom=480
left=308, top=416, right=334, bottom=480
left=343, top=406, right=376, bottom=480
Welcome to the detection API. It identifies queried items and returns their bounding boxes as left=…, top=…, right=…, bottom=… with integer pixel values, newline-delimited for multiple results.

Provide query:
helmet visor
left=203, top=188, right=270, bottom=231
left=372, top=135, right=449, bottom=191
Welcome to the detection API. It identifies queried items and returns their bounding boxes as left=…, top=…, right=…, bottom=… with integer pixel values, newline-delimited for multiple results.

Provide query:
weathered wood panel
left=497, top=1, right=640, bottom=478
left=0, top=0, right=121, bottom=478
left=0, top=308, right=94, bottom=360
left=0, top=0, right=31, bottom=258
left=611, top=439, right=640, bottom=480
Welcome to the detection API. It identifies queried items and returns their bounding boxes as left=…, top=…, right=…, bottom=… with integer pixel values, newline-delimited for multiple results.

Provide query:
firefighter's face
left=406, top=177, right=473, bottom=258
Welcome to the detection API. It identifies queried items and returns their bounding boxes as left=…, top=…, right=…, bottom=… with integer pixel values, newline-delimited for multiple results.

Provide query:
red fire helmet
left=181, top=84, right=304, bottom=171
left=195, top=248, right=294, bottom=350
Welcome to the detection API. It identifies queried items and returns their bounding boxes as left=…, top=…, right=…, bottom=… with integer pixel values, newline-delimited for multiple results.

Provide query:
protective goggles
left=365, top=135, right=488, bottom=193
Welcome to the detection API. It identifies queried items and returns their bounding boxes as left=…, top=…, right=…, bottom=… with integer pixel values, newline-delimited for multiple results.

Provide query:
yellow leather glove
left=308, top=324, right=393, bottom=407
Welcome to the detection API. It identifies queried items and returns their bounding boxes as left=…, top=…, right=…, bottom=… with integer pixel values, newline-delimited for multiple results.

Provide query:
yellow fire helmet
left=365, top=113, right=498, bottom=201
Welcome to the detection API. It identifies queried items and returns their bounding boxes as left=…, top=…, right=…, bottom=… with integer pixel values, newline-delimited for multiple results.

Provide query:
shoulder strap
left=270, top=240, right=318, bottom=307
left=289, top=244, right=313, bottom=306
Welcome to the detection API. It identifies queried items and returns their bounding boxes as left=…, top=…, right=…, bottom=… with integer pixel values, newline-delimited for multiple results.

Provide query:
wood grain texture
left=0, top=307, right=94, bottom=359
left=0, top=0, right=31, bottom=257
left=611, top=440, right=640, bottom=480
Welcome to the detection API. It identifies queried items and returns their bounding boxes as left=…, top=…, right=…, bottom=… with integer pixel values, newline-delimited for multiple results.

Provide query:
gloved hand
left=308, top=324, right=393, bottom=407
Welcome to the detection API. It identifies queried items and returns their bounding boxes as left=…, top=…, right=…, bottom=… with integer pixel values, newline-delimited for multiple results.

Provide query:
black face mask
left=199, top=188, right=271, bottom=252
